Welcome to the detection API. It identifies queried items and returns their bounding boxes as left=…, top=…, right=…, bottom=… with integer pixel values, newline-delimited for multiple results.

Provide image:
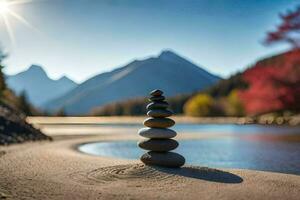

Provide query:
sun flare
left=0, top=0, right=37, bottom=45
left=0, top=0, right=9, bottom=14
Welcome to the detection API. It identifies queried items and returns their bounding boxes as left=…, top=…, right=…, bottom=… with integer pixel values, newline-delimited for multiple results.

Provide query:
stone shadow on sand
left=78, top=164, right=243, bottom=184
left=152, top=166, right=243, bottom=184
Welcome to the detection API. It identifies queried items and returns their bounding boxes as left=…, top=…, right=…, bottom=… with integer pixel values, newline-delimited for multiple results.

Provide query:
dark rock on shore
left=0, top=103, right=51, bottom=145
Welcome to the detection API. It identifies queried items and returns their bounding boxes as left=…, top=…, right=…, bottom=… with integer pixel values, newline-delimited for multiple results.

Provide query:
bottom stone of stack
left=140, top=151, right=185, bottom=167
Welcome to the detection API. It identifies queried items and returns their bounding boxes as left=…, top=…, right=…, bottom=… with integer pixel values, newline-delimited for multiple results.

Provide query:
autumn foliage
left=239, top=5, right=300, bottom=115
left=265, top=6, right=300, bottom=48
left=239, top=49, right=300, bottom=115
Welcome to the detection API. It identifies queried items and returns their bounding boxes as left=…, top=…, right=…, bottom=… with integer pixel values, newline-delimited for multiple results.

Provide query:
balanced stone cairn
left=138, top=89, right=185, bottom=167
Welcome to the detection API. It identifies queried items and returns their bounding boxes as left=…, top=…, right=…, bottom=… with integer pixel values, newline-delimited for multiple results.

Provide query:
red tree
left=239, top=50, right=300, bottom=115
left=265, top=6, right=300, bottom=49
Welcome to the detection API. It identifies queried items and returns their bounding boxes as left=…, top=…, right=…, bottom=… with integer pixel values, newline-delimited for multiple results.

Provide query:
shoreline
left=76, top=139, right=300, bottom=176
left=27, top=116, right=300, bottom=126
left=1, top=135, right=300, bottom=199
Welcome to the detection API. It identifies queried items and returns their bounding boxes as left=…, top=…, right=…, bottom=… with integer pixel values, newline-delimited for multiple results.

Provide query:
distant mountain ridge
left=45, top=50, right=221, bottom=114
left=6, top=65, right=77, bottom=107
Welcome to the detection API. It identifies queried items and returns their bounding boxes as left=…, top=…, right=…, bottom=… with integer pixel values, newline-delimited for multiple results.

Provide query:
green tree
left=55, top=107, right=67, bottom=116
left=0, top=50, right=7, bottom=98
left=17, top=91, right=33, bottom=116
left=204, top=73, right=247, bottom=98
left=184, top=94, right=214, bottom=117
left=225, top=90, right=245, bottom=116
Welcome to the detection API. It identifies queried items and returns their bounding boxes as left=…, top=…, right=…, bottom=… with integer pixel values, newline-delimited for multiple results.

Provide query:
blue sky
left=0, top=0, right=298, bottom=83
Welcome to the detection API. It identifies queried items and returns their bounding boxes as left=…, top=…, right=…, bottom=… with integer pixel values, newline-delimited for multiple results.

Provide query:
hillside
left=45, top=50, right=220, bottom=114
left=92, top=49, right=300, bottom=118
left=239, top=49, right=300, bottom=115
left=6, top=65, right=77, bottom=107
left=0, top=103, right=51, bottom=145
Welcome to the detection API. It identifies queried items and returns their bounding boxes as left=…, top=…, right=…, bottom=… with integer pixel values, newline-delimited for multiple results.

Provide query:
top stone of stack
left=144, top=90, right=175, bottom=128
left=146, top=90, right=173, bottom=119
left=150, top=89, right=163, bottom=96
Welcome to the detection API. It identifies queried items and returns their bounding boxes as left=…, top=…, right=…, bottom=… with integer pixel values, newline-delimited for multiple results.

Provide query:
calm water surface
left=79, top=124, right=300, bottom=175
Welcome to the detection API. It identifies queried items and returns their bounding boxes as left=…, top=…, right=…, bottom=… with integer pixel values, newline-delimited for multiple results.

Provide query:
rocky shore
left=0, top=103, right=51, bottom=145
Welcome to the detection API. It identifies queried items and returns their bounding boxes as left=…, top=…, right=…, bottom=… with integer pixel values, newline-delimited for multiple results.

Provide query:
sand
left=1, top=118, right=300, bottom=199
left=0, top=134, right=299, bottom=200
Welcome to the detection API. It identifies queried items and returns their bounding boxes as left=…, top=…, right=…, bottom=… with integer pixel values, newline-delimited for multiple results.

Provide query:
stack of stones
left=138, top=89, right=185, bottom=168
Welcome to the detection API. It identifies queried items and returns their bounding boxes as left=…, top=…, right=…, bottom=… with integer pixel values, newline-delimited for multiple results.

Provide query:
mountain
left=45, top=50, right=221, bottom=114
left=6, top=65, right=77, bottom=107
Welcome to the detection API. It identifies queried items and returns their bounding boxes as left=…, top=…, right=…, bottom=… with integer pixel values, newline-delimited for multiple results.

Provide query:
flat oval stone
left=147, top=109, right=173, bottom=118
left=149, top=95, right=165, bottom=102
left=150, top=89, right=163, bottom=96
left=138, top=127, right=177, bottom=139
left=138, top=139, right=178, bottom=151
left=146, top=102, right=168, bottom=110
left=140, top=151, right=185, bottom=167
left=144, top=118, right=175, bottom=128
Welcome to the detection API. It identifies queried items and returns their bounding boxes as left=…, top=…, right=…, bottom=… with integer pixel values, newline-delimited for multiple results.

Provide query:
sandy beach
left=0, top=118, right=300, bottom=200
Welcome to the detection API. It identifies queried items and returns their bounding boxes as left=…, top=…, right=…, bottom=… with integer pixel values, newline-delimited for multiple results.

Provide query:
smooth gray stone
left=138, top=139, right=178, bottom=151
left=144, top=118, right=175, bottom=128
left=140, top=151, right=185, bottom=168
left=147, top=109, right=173, bottom=118
left=146, top=102, right=168, bottom=110
left=150, top=89, right=163, bottom=96
left=149, top=95, right=165, bottom=102
left=138, top=127, right=176, bottom=139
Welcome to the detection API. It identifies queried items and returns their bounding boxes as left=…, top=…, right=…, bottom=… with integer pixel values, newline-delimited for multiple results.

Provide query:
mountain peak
left=158, top=50, right=182, bottom=62
left=58, top=75, right=77, bottom=84
left=22, top=65, right=50, bottom=80
left=45, top=50, right=220, bottom=114
left=58, top=75, right=69, bottom=81
left=6, top=65, right=77, bottom=107
left=159, top=50, right=177, bottom=56
left=28, top=65, right=45, bottom=73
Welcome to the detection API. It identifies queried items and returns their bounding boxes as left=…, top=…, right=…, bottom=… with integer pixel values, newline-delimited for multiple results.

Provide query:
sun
left=0, top=0, right=9, bottom=14
left=0, top=0, right=39, bottom=45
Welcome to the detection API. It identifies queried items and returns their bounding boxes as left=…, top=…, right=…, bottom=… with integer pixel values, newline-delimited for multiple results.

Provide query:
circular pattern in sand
left=86, top=164, right=176, bottom=183
left=69, top=164, right=243, bottom=185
